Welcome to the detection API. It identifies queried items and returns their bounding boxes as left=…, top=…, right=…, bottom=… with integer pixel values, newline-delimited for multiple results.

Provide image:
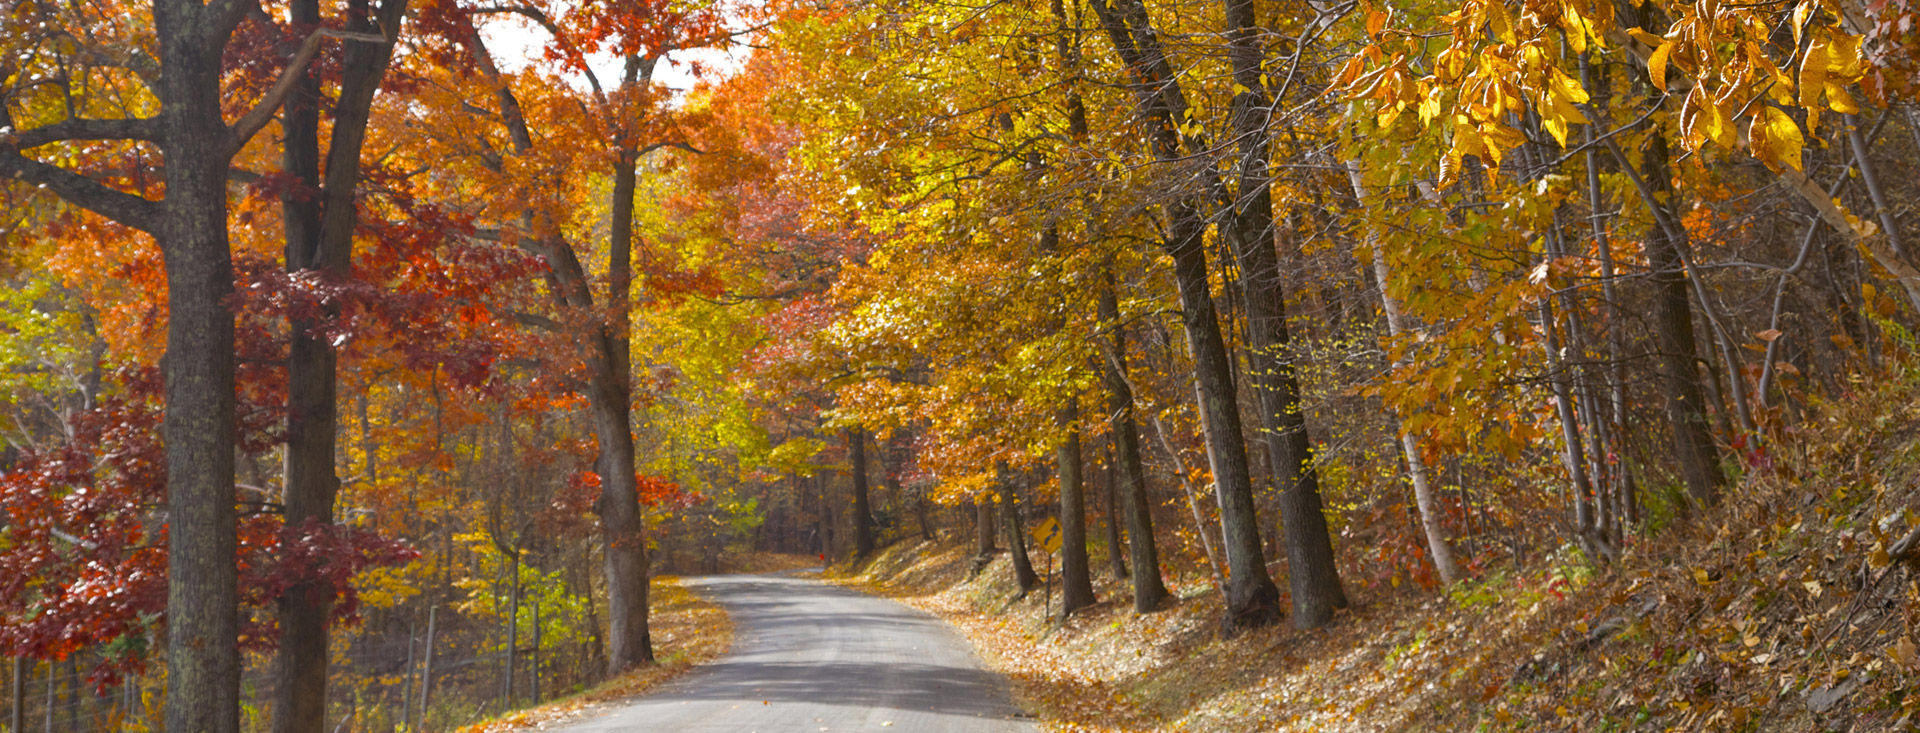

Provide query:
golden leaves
left=1748, top=106, right=1804, bottom=172
left=1649, top=41, right=1674, bottom=90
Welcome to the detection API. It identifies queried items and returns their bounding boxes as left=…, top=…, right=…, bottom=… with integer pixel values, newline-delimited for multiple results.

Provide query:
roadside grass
left=460, top=574, right=732, bottom=732
left=835, top=364, right=1920, bottom=731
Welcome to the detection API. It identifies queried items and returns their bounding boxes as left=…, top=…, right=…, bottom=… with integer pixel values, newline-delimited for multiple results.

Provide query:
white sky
left=478, top=13, right=752, bottom=96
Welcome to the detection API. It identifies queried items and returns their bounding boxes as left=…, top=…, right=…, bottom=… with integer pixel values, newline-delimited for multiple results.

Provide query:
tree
left=0, top=1, right=324, bottom=727
left=273, top=1, right=408, bottom=728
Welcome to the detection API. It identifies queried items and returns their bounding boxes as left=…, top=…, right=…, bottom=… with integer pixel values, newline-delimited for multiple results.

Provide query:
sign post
left=1030, top=517, right=1062, bottom=616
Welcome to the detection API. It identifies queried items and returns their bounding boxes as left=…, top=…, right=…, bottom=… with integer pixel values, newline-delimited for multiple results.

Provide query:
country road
left=558, top=573, right=1040, bottom=732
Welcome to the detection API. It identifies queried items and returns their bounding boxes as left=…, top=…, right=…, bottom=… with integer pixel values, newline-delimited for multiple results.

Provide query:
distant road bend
left=560, top=573, right=1039, bottom=732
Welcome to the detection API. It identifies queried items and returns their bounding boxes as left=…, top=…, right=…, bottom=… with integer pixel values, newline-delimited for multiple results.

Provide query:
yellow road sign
left=1029, top=517, right=1062, bottom=554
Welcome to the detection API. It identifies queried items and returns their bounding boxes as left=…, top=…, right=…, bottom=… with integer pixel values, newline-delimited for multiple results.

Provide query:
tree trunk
left=1223, top=0, right=1347, bottom=628
left=1100, top=441, right=1128, bottom=582
left=158, top=5, right=247, bottom=728
left=1057, top=400, right=1097, bottom=617
left=1000, top=482, right=1041, bottom=595
left=849, top=428, right=875, bottom=557
left=1098, top=286, right=1170, bottom=611
left=1345, top=164, right=1465, bottom=586
left=1090, top=0, right=1281, bottom=630
left=1635, top=134, right=1726, bottom=507
left=462, top=29, right=654, bottom=673
left=975, top=496, right=997, bottom=556
left=274, top=2, right=406, bottom=730
left=503, top=551, right=520, bottom=705
left=418, top=606, right=436, bottom=725
left=597, top=150, right=655, bottom=672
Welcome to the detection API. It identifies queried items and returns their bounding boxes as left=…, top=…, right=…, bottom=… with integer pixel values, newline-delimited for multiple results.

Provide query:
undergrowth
left=465, top=574, right=734, bottom=732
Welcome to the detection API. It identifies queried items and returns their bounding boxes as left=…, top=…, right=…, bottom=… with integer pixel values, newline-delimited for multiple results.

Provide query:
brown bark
left=975, top=496, right=997, bottom=557
left=273, top=1, right=406, bottom=730
left=1000, top=481, right=1041, bottom=595
left=1100, top=441, right=1128, bottom=582
left=1224, top=0, right=1346, bottom=627
left=849, top=428, right=875, bottom=557
left=1056, top=400, right=1096, bottom=617
left=159, top=15, right=245, bottom=731
left=1098, top=286, right=1170, bottom=612
left=460, top=29, right=655, bottom=672
left=1614, top=133, right=1726, bottom=506
left=1089, top=0, right=1282, bottom=631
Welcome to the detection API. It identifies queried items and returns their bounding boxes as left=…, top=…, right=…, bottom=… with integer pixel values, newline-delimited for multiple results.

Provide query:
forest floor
left=461, top=573, right=735, bottom=732
left=835, top=367, right=1920, bottom=731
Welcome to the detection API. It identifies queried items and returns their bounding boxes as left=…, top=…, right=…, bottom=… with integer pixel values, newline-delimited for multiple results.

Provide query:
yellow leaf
left=1628, top=28, right=1663, bottom=48
left=1803, top=579, right=1823, bottom=597
left=1649, top=42, right=1673, bottom=89
left=1550, top=67, right=1590, bottom=105
left=1801, top=39, right=1829, bottom=117
left=1488, top=2, right=1517, bottom=46
left=1827, top=33, right=1865, bottom=78
left=1749, top=106, right=1805, bottom=172
left=1562, top=5, right=1588, bottom=53
left=1826, top=84, right=1860, bottom=114
left=1702, top=97, right=1735, bottom=148
left=1692, top=568, right=1712, bottom=585
left=1792, top=0, right=1815, bottom=47
left=1367, top=8, right=1388, bottom=38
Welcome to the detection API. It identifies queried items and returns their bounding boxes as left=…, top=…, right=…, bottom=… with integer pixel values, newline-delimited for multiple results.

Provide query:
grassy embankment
left=459, top=576, right=729, bottom=731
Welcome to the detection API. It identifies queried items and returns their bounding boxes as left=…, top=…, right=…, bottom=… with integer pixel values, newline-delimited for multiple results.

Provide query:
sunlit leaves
left=1747, top=106, right=1805, bottom=172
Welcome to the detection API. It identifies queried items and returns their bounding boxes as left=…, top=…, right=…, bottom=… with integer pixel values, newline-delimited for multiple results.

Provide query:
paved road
left=560, top=573, right=1038, bottom=732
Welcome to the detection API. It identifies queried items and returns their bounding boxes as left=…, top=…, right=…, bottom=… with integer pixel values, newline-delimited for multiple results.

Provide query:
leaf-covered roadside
left=458, top=575, right=733, bottom=732
left=836, top=365, right=1920, bottom=731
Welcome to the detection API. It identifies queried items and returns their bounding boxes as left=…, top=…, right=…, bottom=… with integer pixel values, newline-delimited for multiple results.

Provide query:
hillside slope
left=838, top=367, right=1920, bottom=732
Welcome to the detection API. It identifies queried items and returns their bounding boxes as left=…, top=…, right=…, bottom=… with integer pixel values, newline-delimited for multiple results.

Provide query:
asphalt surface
left=559, top=573, right=1039, bottom=732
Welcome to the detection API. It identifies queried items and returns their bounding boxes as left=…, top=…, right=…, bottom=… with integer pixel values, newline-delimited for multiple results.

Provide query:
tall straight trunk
left=274, top=2, right=405, bottom=731
left=1581, top=55, right=1640, bottom=540
left=1223, top=0, right=1347, bottom=627
left=157, top=6, right=247, bottom=728
left=598, top=150, right=654, bottom=671
left=1168, top=219, right=1281, bottom=627
left=530, top=600, right=541, bottom=704
left=0, top=5, right=260, bottom=722
left=1346, top=164, right=1465, bottom=586
left=849, top=428, right=875, bottom=557
left=418, top=606, right=436, bottom=725
left=1100, top=441, right=1128, bottom=581
left=1000, top=482, right=1041, bottom=594
left=1090, top=0, right=1280, bottom=630
left=503, top=551, right=520, bottom=705
left=9, top=655, right=20, bottom=732
left=462, top=30, right=652, bottom=673
left=1636, top=134, right=1726, bottom=506
left=1056, top=400, right=1097, bottom=617
left=1098, top=286, right=1170, bottom=611
left=975, top=496, right=996, bottom=556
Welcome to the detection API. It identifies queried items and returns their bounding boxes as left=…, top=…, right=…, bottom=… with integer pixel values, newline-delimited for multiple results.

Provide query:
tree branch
left=2, top=117, right=160, bottom=148
left=228, top=28, right=389, bottom=154
left=636, top=140, right=705, bottom=156
left=0, top=151, right=161, bottom=233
